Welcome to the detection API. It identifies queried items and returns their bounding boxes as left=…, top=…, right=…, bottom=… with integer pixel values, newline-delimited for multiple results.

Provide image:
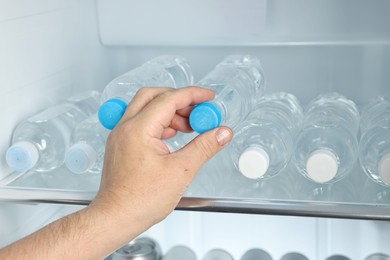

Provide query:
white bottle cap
left=238, top=146, right=270, bottom=179
left=65, top=143, right=98, bottom=174
left=6, top=141, right=40, bottom=172
left=306, top=149, right=339, bottom=183
left=379, top=153, right=390, bottom=185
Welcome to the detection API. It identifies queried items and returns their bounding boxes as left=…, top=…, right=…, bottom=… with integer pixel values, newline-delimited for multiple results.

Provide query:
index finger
left=137, top=86, right=214, bottom=134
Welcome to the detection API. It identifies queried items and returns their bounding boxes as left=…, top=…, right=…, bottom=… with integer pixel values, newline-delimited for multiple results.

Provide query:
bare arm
left=0, top=86, right=233, bottom=259
left=0, top=206, right=139, bottom=259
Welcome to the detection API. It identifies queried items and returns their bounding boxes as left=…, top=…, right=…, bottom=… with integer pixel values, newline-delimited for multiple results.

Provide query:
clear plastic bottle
left=230, top=92, right=303, bottom=180
left=189, top=55, right=265, bottom=134
left=361, top=177, right=390, bottom=204
left=64, top=113, right=109, bottom=174
left=244, top=165, right=298, bottom=200
left=359, top=96, right=390, bottom=186
left=185, top=148, right=253, bottom=198
left=6, top=91, right=101, bottom=172
left=164, top=132, right=197, bottom=153
left=98, top=55, right=194, bottom=130
left=293, top=93, right=360, bottom=184
left=297, top=175, right=358, bottom=203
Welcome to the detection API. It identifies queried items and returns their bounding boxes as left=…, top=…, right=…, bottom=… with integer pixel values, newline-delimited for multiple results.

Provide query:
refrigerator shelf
left=1, top=187, right=390, bottom=221
left=1, top=160, right=390, bottom=221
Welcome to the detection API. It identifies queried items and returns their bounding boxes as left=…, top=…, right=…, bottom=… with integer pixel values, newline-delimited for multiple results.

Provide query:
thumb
left=175, top=126, right=233, bottom=173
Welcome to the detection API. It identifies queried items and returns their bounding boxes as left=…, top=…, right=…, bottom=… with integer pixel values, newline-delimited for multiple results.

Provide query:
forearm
left=0, top=205, right=140, bottom=260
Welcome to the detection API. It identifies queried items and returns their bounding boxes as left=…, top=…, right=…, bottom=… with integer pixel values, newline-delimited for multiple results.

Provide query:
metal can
left=202, top=249, right=234, bottom=260
left=111, top=237, right=162, bottom=260
left=162, top=245, right=197, bottom=260
left=240, top=248, right=272, bottom=260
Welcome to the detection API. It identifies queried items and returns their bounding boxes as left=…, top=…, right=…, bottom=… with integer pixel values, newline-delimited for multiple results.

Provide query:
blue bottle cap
left=189, top=102, right=222, bottom=134
left=98, top=98, right=128, bottom=130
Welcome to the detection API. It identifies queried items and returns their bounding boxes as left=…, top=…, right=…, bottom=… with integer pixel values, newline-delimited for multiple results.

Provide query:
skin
left=0, top=86, right=233, bottom=260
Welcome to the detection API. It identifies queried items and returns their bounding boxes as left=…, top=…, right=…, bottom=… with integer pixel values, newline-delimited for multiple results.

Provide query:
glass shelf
left=1, top=159, right=390, bottom=221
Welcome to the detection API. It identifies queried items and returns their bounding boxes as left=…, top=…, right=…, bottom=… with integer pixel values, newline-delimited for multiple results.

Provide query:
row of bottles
left=5, top=91, right=102, bottom=173
left=181, top=91, right=390, bottom=189
left=233, top=92, right=390, bottom=187
left=4, top=54, right=390, bottom=190
left=5, top=55, right=194, bottom=175
left=107, top=237, right=390, bottom=260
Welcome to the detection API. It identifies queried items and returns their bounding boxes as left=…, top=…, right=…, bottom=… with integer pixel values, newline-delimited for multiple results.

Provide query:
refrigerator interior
left=1, top=0, right=390, bottom=259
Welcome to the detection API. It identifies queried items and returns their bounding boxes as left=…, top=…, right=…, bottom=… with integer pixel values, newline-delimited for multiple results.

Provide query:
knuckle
left=113, top=120, right=135, bottom=137
left=159, top=89, right=175, bottom=99
left=135, top=87, right=149, bottom=97
left=194, top=138, right=216, bottom=161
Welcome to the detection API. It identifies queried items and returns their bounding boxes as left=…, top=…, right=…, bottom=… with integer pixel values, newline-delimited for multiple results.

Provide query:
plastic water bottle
left=359, top=96, right=390, bottom=186
left=185, top=148, right=254, bottom=197
left=293, top=93, right=359, bottom=184
left=230, top=92, right=302, bottom=180
left=297, top=175, right=358, bottom=202
left=98, top=55, right=194, bottom=130
left=244, top=165, right=298, bottom=200
left=362, top=177, right=390, bottom=204
left=64, top=113, right=109, bottom=174
left=164, top=132, right=198, bottom=153
left=189, top=55, right=265, bottom=134
left=6, top=91, right=101, bottom=172
left=162, top=245, right=197, bottom=260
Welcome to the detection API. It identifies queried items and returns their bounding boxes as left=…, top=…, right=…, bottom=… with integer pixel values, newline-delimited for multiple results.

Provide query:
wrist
left=86, top=194, right=148, bottom=243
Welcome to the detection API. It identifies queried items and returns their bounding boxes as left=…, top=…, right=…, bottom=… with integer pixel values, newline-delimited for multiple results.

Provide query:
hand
left=90, top=86, right=233, bottom=246
left=0, top=86, right=233, bottom=260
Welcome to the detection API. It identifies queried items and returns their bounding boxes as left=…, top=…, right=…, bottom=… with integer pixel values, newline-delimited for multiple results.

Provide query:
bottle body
left=65, top=113, right=109, bottom=174
left=359, top=96, right=390, bottom=186
left=293, top=93, right=359, bottom=184
left=164, top=132, right=197, bottom=153
left=189, top=55, right=265, bottom=134
left=99, top=55, right=194, bottom=130
left=6, top=91, right=100, bottom=172
left=185, top=148, right=254, bottom=198
left=230, top=92, right=303, bottom=180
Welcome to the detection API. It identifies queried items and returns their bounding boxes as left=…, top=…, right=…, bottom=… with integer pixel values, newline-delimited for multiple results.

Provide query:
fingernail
left=216, top=127, right=232, bottom=146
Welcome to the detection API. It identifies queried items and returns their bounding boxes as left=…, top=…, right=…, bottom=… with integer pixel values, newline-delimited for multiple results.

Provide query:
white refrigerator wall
left=1, top=0, right=390, bottom=259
